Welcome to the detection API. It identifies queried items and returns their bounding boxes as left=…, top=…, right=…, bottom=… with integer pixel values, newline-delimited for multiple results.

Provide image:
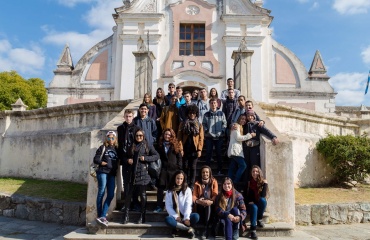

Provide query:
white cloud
left=361, top=46, right=370, bottom=65
left=42, top=0, right=119, bottom=62
left=0, top=40, right=45, bottom=75
left=333, top=0, right=370, bottom=15
left=57, top=0, right=96, bottom=8
left=329, top=72, right=368, bottom=105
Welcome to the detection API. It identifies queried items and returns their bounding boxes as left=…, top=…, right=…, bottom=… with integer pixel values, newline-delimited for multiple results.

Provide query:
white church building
left=47, top=0, right=336, bottom=113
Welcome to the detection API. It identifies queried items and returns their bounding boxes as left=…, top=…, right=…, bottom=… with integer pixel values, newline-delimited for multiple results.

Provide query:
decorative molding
left=201, top=61, right=213, bottom=72
left=172, top=61, right=184, bottom=70
left=228, top=0, right=247, bottom=15
left=186, top=5, right=200, bottom=15
left=141, top=0, right=157, bottom=13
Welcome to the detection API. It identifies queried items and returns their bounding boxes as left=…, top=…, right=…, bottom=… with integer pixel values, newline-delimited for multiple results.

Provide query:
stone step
left=65, top=222, right=293, bottom=240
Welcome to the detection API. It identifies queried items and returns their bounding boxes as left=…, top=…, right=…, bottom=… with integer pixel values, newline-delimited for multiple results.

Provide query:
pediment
left=226, top=0, right=270, bottom=15
left=116, top=0, right=158, bottom=14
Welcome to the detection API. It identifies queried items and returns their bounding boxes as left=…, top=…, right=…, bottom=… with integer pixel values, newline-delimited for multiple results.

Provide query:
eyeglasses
left=107, top=137, right=115, bottom=140
left=136, top=134, right=144, bottom=137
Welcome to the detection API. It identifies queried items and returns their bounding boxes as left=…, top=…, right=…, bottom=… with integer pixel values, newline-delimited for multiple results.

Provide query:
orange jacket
left=192, top=177, right=218, bottom=212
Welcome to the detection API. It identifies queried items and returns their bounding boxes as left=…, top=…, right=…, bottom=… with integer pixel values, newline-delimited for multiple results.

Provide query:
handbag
left=246, top=139, right=260, bottom=147
left=90, top=146, right=105, bottom=178
left=147, top=158, right=161, bottom=179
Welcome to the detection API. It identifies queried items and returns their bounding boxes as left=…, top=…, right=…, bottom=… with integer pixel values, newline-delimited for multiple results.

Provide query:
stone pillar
left=11, top=98, right=28, bottom=111
left=232, top=50, right=254, bottom=98
left=132, top=51, right=155, bottom=99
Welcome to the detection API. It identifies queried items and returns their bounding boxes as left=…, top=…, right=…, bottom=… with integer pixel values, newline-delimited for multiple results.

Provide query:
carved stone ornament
left=186, top=5, right=200, bottom=15
left=141, top=0, right=156, bottom=13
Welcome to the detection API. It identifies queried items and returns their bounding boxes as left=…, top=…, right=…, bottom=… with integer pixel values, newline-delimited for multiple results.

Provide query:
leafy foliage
left=0, top=71, right=47, bottom=110
left=316, top=133, right=370, bottom=185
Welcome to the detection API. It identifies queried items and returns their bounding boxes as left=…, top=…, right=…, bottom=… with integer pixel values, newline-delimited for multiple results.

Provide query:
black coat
left=117, top=122, right=141, bottom=162
left=157, top=144, right=182, bottom=188
left=93, top=145, right=119, bottom=176
left=124, top=142, right=159, bottom=186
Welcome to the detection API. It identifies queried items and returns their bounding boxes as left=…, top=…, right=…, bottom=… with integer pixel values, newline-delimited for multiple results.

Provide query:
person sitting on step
left=243, top=165, right=268, bottom=239
left=165, top=170, right=199, bottom=239
left=192, top=165, right=218, bottom=238
left=121, top=129, right=159, bottom=225
left=215, top=177, right=246, bottom=240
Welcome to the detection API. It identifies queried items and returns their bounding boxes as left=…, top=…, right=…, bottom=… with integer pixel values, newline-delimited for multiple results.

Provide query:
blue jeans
left=96, top=172, right=116, bottom=218
left=165, top=213, right=200, bottom=229
left=228, top=156, right=247, bottom=183
left=220, top=207, right=240, bottom=240
left=205, top=137, right=224, bottom=172
left=248, top=197, right=267, bottom=227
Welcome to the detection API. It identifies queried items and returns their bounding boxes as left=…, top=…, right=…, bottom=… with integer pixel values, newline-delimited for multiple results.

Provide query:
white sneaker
left=96, top=217, right=109, bottom=227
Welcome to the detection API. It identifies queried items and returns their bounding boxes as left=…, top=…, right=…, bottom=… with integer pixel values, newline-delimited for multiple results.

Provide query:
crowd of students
left=92, top=78, right=278, bottom=240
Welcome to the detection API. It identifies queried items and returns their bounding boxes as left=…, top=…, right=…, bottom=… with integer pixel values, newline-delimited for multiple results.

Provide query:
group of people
left=92, top=78, right=279, bottom=240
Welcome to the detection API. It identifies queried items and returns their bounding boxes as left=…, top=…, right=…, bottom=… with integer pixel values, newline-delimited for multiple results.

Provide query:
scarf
left=224, top=189, right=233, bottom=198
left=172, top=185, right=182, bottom=216
left=183, top=118, right=200, bottom=136
left=249, top=178, right=260, bottom=202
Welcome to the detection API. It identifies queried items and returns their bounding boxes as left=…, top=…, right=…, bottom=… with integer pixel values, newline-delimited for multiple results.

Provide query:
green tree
left=0, top=71, right=47, bottom=110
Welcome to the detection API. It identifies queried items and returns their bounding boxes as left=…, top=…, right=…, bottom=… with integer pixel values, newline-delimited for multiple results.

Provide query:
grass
left=0, top=177, right=87, bottom=202
left=295, top=184, right=370, bottom=205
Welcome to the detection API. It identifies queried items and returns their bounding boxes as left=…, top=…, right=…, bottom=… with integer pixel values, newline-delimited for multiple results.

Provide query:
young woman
left=177, top=104, right=204, bottom=189
left=209, top=87, right=222, bottom=109
left=160, top=95, right=180, bottom=134
left=227, top=115, right=255, bottom=183
left=94, top=131, right=119, bottom=227
left=139, top=93, right=157, bottom=121
left=153, top=128, right=182, bottom=213
left=153, top=88, right=169, bottom=141
left=243, top=165, right=268, bottom=239
left=192, top=165, right=218, bottom=238
left=121, top=129, right=159, bottom=224
left=165, top=170, right=199, bottom=239
left=215, top=177, right=246, bottom=240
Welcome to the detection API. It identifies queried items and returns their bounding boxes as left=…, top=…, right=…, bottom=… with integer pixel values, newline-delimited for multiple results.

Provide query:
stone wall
left=296, top=203, right=370, bottom=225
left=0, top=193, right=85, bottom=226
left=0, top=100, right=130, bottom=183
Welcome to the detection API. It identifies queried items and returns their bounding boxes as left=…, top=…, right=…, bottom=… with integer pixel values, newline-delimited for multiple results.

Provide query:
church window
left=179, top=24, right=205, bottom=56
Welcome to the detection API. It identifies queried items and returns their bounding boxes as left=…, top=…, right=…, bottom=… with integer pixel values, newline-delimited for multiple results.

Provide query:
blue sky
left=0, top=0, right=369, bottom=106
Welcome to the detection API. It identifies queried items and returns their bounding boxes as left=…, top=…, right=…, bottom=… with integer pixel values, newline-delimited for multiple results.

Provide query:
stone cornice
left=223, top=35, right=265, bottom=44
left=221, top=14, right=271, bottom=25
left=270, top=91, right=337, bottom=99
left=116, top=13, right=164, bottom=22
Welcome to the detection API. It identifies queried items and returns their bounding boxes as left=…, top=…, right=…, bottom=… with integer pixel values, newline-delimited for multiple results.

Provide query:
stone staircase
left=64, top=99, right=294, bottom=239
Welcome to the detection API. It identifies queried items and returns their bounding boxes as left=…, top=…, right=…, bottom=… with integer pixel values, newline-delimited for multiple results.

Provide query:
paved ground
left=1, top=216, right=370, bottom=240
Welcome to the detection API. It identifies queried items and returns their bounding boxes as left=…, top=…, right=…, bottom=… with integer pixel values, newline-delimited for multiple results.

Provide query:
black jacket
left=93, top=145, right=119, bottom=176
left=157, top=144, right=182, bottom=188
left=117, top=122, right=141, bottom=162
left=245, top=121, right=276, bottom=145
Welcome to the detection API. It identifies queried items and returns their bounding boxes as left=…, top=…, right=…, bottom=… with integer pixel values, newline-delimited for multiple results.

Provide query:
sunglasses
left=107, top=137, right=115, bottom=140
left=136, top=134, right=144, bottom=137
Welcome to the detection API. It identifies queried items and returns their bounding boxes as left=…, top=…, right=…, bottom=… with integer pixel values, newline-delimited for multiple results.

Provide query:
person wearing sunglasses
left=165, top=83, right=177, bottom=104
left=122, top=129, right=159, bottom=224
left=94, top=131, right=119, bottom=228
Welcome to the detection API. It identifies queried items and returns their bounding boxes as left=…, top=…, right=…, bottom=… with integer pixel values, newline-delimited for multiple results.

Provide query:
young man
left=175, top=86, right=186, bottom=108
left=222, top=89, right=238, bottom=128
left=117, top=109, right=141, bottom=212
left=220, top=78, right=241, bottom=100
left=160, top=95, right=180, bottom=134
left=231, top=95, right=247, bottom=125
left=202, top=98, right=227, bottom=175
left=196, top=88, right=209, bottom=123
left=178, top=91, right=196, bottom=122
left=165, top=83, right=176, bottom=104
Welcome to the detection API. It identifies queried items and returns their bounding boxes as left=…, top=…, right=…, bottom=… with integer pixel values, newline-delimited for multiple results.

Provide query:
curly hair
left=159, top=128, right=181, bottom=154
left=186, top=104, right=199, bottom=118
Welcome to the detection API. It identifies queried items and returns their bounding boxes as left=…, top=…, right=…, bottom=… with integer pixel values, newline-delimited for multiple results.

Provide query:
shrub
left=316, top=133, right=370, bottom=186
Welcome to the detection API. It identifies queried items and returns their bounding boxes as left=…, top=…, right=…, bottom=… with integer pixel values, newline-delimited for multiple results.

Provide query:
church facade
left=47, top=0, right=336, bottom=113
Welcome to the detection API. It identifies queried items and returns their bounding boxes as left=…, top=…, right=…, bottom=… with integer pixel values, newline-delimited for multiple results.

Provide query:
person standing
left=220, top=78, right=241, bottom=100
left=197, top=88, right=209, bottom=124
left=209, top=87, right=222, bottom=109
left=121, top=129, right=160, bottom=224
left=95, top=131, right=119, bottom=227
left=231, top=95, right=246, bottom=125
left=175, top=86, right=186, bottom=108
left=153, top=128, right=183, bottom=213
left=177, top=105, right=204, bottom=189
left=222, top=89, right=238, bottom=129
left=153, top=87, right=169, bottom=142
left=178, top=91, right=196, bottom=122
left=202, top=98, right=227, bottom=175
left=160, top=95, right=180, bottom=134
left=165, top=83, right=176, bottom=104
left=139, top=93, right=157, bottom=121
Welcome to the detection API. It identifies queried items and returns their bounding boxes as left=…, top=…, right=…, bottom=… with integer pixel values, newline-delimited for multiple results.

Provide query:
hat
left=246, top=110, right=255, bottom=116
left=106, top=131, right=117, bottom=137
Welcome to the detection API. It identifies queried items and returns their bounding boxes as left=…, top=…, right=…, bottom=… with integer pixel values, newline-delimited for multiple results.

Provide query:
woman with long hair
left=94, top=131, right=119, bottom=227
left=177, top=104, right=204, bottom=189
left=153, top=88, right=169, bottom=141
left=165, top=170, right=199, bottom=238
left=121, top=129, right=159, bottom=224
left=192, top=165, right=218, bottom=238
left=243, top=165, right=268, bottom=239
left=139, top=93, right=157, bottom=121
left=227, top=115, right=255, bottom=183
left=153, top=128, right=183, bottom=213
left=209, top=87, right=222, bottom=109
left=215, top=177, right=246, bottom=240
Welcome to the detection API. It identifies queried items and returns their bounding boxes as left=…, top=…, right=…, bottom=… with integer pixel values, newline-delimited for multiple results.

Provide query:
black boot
left=122, top=208, right=129, bottom=224
left=249, top=225, right=258, bottom=239
left=137, top=211, right=146, bottom=224
left=137, top=191, right=147, bottom=224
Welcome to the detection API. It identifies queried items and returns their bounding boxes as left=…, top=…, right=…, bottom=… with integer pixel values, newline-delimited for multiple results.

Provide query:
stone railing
left=0, top=193, right=85, bottom=226
left=296, top=203, right=370, bottom=225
